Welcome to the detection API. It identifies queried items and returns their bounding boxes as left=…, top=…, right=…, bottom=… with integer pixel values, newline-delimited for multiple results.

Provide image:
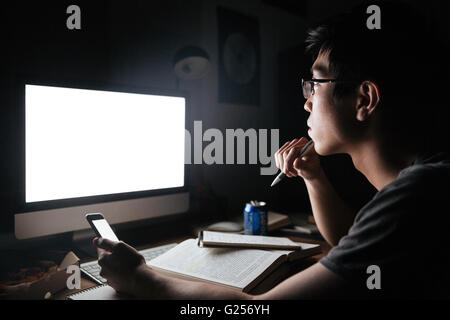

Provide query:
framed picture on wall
left=217, top=6, right=260, bottom=106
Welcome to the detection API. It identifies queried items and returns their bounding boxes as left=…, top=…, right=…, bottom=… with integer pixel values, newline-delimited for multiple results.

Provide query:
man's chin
left=313, top=141, right=337, bottom=156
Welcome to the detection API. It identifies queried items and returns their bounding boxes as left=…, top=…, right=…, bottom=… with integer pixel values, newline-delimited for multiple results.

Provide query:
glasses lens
left=302, top=80, right=311, bottom=99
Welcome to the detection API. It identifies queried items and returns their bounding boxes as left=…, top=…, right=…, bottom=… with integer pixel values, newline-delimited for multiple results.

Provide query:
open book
left=148, top=238, right=321, bottom=293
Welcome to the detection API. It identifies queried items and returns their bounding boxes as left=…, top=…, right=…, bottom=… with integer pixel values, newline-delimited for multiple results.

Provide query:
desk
left=54, top=235, right=329, bottom=300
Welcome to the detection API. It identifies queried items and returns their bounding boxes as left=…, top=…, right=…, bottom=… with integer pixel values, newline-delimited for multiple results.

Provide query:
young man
left=94, top=2, right=450, bottom=299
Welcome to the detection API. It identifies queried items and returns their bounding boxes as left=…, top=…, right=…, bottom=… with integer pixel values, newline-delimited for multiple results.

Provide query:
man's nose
left=304, top=99, right=312, bottom=113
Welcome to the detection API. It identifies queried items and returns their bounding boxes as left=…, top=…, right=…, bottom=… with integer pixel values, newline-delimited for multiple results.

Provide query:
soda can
left=244, top=201, right=268, bottom=235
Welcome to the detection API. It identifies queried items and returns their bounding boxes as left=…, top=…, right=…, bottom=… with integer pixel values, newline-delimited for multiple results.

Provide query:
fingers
left=275, top=137, right=309, bottom=177
left=276, top=139, right=299, bottom=170
left=279, top=138, right=303, bottom=156
left=99, top=268, right=108, bottom=279
left=94, top=237, right=119, bottom=252
left=95, top=238, right=145, bottom=269
left=96, top=246, right=106, bottom=258
left=113, top=240, right=136, bottom=255
left=274, top=140, right=290, bottom=169
left=293, top=157, right=306, bottom=174
left=98, top=255, right=115, bottom=283
left=276, top=139, right=297, bottom=176
left=97, top=247, right=121, bottom=278
left=284, top=147, right=301, bottom=177
left=97, top=248, right=112, bottom=272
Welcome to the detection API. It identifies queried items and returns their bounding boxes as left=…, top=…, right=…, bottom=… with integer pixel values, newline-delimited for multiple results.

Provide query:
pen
left=270, top=139, right=314, bottom=187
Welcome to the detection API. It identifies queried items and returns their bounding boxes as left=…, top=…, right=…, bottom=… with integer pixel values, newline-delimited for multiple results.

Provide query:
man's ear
left=355, top=81, right=381, bottom=121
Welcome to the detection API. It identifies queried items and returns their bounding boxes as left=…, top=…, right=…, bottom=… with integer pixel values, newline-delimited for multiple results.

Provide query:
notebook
left=66, top=284, right=132, bottom=300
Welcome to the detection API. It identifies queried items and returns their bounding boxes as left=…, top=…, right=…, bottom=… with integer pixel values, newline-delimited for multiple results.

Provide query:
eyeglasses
left=301, top=78, right=339, bottom=100
left=301, top=78, right=357, bottom=100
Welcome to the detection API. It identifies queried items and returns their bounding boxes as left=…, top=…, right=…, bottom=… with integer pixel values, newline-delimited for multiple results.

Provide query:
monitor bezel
left=18, top=77, right=191, bottom=214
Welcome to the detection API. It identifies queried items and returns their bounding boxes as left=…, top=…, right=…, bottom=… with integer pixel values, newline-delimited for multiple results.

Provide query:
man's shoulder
left=407, top=151, right=450, bottom=175
left=356, top=152, right=450, bottom=221
left=394, top=152, right=450, bottom=190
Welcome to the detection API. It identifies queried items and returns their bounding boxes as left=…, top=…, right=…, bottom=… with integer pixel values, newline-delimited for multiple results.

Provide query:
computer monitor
left=14, top=82, right=189, bottom=240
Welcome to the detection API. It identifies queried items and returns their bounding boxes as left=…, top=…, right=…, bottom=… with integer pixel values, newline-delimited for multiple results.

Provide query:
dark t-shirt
left=320, top=152, right=450, bottom=299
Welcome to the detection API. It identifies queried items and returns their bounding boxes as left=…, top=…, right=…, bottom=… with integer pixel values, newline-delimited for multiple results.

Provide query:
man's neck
left=349, top=140, right=416, bottom=191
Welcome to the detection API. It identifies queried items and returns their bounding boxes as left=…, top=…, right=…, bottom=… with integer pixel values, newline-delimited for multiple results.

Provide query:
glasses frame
left=301, top=78, right=358, bottom=100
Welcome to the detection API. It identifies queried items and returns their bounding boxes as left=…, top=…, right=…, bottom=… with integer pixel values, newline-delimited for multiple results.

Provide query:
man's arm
left=275, top=138, right=357, bottom=246
left=137, top=262, right=355, bottom=300
left=257, top=262, right=355, bottom=299
left=304, top=170, right=357, bottom=247
left=132, top=264, right=252, bottom=299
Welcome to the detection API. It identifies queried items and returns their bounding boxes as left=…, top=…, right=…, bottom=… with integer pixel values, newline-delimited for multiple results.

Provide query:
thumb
left=295, top=156, right=309, bottom=165
left=94, top=237, right=119, bottom=252
left=293, top=157, right=302, bottom=170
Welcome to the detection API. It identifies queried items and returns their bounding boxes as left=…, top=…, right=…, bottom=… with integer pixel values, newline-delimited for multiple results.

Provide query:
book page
left=148, top=239, right=286, bottom=291
left=202, top=231, right=302, bottom=248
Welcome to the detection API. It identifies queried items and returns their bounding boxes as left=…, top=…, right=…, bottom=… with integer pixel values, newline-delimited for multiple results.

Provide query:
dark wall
left=0, top=1, right=110, bottom=232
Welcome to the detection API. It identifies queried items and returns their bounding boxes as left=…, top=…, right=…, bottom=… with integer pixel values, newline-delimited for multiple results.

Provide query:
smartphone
left=85, top=213, right=119, bottom=241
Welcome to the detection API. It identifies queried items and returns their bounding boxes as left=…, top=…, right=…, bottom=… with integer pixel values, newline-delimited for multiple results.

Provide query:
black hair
left=305, top=1, right=450, bottom=153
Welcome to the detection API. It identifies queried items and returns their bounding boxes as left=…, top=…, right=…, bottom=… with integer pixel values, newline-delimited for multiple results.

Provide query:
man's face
left=305, top=50, right=358, bottom=155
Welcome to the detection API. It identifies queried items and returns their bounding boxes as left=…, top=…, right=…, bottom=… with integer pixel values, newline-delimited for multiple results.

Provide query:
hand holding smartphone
left=86, top=213, right=119, bottom=242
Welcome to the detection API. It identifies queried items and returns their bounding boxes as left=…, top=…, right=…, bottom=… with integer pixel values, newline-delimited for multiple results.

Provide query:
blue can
left=244, top=201, right=267, bottom=235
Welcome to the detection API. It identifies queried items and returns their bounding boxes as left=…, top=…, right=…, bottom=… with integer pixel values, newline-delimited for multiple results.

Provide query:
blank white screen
left=26, top=84, right=185, bottom=203
left=92, top=219, right=119, bottom=241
